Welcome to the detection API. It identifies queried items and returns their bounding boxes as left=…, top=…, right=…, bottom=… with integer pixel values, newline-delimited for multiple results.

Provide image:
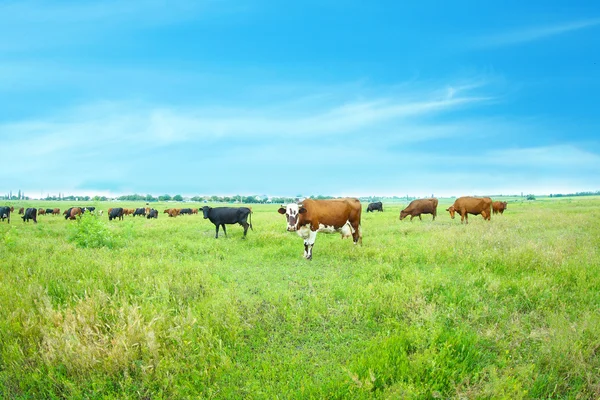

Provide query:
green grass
left=1, top=198, right=599, bottom=399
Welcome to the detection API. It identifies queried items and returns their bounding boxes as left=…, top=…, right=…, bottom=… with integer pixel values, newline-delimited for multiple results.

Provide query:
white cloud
left=474, top=18, right=600, bottom=48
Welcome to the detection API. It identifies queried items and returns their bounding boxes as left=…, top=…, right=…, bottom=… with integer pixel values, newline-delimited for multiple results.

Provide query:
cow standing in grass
left=202, top=206, right=253, bottom=238
left=446, top=196, right=492, bottom=224
left=492, top=201, right=508, bottom=215
left=400, top=198, right=438, bottom=221
left=278, top=198, right=362, bottom=260
left=22, top=208, right=37, bottom=223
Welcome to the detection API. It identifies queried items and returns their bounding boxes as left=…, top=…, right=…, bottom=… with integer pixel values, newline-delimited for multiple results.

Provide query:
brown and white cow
left=446, top=196, right=492, bottom=224
left=492, top=201, right=507, bottom=215
left=278, top=198, right=362, bottom=260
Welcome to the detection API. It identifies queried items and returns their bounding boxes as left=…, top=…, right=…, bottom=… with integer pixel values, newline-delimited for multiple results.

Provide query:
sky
left=1, top=0, right=599, bottom=198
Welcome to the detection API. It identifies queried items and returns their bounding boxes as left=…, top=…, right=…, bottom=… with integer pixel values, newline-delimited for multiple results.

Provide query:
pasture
left=1, top=198, right=599, bottom=398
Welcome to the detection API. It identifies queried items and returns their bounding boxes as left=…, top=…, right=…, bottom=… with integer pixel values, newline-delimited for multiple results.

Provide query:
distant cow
left=168, top=209, right=180, bottom=217
left=180, top=208, right=193, bottom=215
left=45, top=208, right=54, bottom=215
left=278, top=198, right=362, bottom=260
left=367, top=202, right=383, bottom=212
left=52, top=208, right=60, bottom=215
left=202, top=206, right=253, bottom=238
left=492, top=201, right=508, bottom=215
left=38, top=209, right=46, bottom=215
left=0, top=206, right=11, bottom=223
left=109, top=208, right=124, bottom=221
left=446, top=197, right=492, bottom=224
left=64, top=207, right=83, bottom=220
left=18, top=207, right=24, bottom=215
left=22, top=208, right=37, bottom=223
left=133, top=208, right=146, bottom=217
left=82, top=206, right=96, bottom=213
left=147, top=209, right=158, bottom=219
left=400, top=198, right=438, bottom=221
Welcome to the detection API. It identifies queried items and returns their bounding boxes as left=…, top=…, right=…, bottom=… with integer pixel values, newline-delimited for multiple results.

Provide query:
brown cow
left=278, top=198, right=362, bottom=260
left=191, top=208, right=198, bottom=214
left=18, top=207, right=24, bottom=214
left=399, top=198, right=438, bottom=221
left=492, top=201, right=508, bottom=215
left=38, top=209, right=46, bottom=215
left=168, top=209, right=181, bottom=217
left=65, top=207, right=83, bottom=220
left=446, top=197, right=492, bottom=224
left=53, top=208, right=60, bottom=215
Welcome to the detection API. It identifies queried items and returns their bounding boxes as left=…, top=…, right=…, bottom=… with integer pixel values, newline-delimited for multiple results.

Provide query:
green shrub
left=67, top=213, right=118, bottom=249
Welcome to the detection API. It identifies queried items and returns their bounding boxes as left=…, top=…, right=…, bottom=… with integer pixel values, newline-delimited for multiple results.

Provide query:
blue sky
left=1, top=0, right=599, bottom=198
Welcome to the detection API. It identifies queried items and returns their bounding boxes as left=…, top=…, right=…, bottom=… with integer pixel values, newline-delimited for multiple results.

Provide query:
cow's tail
left=249, top=209, right=253, bottom=231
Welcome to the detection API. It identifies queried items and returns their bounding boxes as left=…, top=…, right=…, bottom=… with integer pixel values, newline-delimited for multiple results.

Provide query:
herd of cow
left=0, top=196, right=508, bottom=260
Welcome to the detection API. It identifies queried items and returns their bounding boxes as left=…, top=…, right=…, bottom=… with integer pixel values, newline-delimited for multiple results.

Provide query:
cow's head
left=278, top=203, right=307, bottom=231
left=446, top=206, right=456, bottom=219
left=202, top=206, right=211, bottom=219
left=399, top=210, right=409, bottom=220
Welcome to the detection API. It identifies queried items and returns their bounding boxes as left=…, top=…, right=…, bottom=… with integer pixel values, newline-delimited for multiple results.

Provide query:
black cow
left=179, top=208, right=193, bottom=215
left=133, top=208, right=146, bottom=217
left=146, top=209, right=158, bottom=219
left=366, top=202, right=383, bottom=212
left=109, top=207, right=124, bottom=221
left=0, top=206, right=11, bottom=223
left=22, top=208, right=37, bottom=223
left=45, top=208, right=54, bottom=214
left=82, top=206, right=96, bottom=213
left=202, top=206, right=253, bottom=238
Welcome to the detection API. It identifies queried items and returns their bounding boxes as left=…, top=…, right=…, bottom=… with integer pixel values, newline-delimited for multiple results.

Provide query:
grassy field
left=1, top=198, right=599, bottom=399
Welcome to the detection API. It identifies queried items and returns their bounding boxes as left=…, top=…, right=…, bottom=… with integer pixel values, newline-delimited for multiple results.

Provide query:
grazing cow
left=492, top=201, right=508, bottom=215
left=18, top=207, right=24, bottom=215
left=168, top=209, right=181, bottom=217
left=98, top=210, right=103, bottom=216
left=202, top=206, right=253, bottom=238
left=180, top=208, right=193, bottom=215
left=109, top=208, right=124, bottom=221
left=0, top=206, right=11, bottom=223
left=399, top=198, right=438, bottom=221
left=38, top=208, right=46, bottom=215
left=278, top=198, right=362, bottom=260
left=65, top=207, right=83, bottom=220
left=366, top=202, right=383, bottom=212
left=82, top=206, right=96, bottom=214
left=22, top=208, right=37, bottom=223
left=446, top=196, right=492, bottom=224
left=133, top=208, right=146, bottom=217
left=147, top=209, right=158, bottom=219
left=191, top=208, right=198, bottom=214
left=52, top=208, right=60, bottom=216
left=45, top=208, right=54, bottom=215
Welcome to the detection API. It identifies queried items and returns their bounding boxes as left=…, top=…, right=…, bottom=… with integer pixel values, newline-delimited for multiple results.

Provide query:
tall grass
left=0, top=198, right=599, bottom=398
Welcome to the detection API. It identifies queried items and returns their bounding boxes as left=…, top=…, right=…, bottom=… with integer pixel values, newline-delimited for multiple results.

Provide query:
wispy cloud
left=474, top=18, right=600, bottom=48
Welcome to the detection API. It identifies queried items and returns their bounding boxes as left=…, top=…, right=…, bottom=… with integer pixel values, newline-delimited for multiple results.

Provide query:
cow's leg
left=304, top=230, right=317, bottom=260
left=419, top=214, right=422, bottom=221
left=241, top=222, right=249, bottom=237
left=410, top=215, right=414, bottom=221
left=221, top=224, right=228, bottom=237
left=215, top=224, right=220, bottom=238
left=351, top=223, right=362, bottom=245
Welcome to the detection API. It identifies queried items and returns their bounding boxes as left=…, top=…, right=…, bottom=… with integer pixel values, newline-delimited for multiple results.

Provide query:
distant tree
left=526, top=194, right=536, bottom=201
left=173, top=194, right=183, bottom=202
left=158, top=194, right=172, bottom=202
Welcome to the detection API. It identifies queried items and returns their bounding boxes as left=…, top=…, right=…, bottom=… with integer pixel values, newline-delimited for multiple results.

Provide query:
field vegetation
left=1, top=197, right=599, bottom=398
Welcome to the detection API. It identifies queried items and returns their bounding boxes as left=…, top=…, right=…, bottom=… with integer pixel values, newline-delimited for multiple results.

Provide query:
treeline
left=550, top=191, right=600, bottom=198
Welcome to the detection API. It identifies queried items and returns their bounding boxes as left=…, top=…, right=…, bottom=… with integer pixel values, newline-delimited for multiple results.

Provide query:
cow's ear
left=277, top=207, right=286, bottom=215
left=299, top=207, right=307, bottom=214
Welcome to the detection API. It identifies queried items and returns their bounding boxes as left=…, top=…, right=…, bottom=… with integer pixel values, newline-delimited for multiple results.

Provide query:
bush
left=526, top=194, right=536, bottom=201
left=68, top=213, right=118, bottom=249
